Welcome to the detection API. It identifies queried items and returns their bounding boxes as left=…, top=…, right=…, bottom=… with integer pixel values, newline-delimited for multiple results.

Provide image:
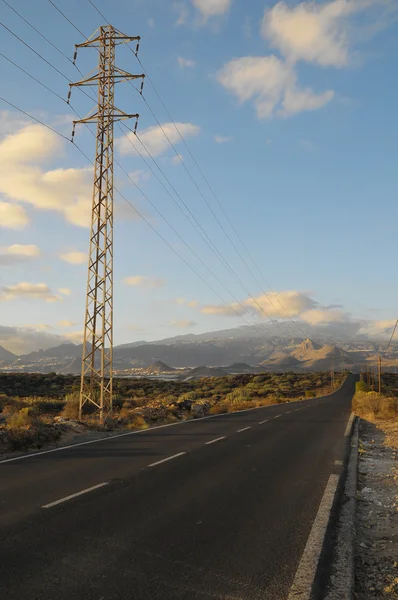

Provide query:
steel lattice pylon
left=70, top=25, right=143, bottom=421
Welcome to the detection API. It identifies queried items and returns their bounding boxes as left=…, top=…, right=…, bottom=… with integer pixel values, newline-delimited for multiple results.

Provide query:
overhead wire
left=81, top=0, right=306, bottom=341
left=0, top=0, right=75, bottom=66
left=0, top=83, right=268, bottom=338
left=43, top=0, right=291, bottom=342
left=79, top=0, right=297, bottom=341
left=135, top=55, right=308, bottom=340
left=119, top=122, right=291, bottom=341
left=386, top=319, right=398, bottom=352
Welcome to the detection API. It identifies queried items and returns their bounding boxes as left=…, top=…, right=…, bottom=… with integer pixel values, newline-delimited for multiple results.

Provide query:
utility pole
left=70, top=26, right=144, bottom=422
left=378, top=355, right=382, bottom=395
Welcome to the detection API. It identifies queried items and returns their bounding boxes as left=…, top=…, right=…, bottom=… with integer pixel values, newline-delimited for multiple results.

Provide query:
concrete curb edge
left=323, top=417, right=359, bottom=600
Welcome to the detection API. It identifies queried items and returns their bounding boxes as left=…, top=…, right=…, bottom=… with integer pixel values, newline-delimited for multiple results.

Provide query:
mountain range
left=0, top=322, right=397, bottom=374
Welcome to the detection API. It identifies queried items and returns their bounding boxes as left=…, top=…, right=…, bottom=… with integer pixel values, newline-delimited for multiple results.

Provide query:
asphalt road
left=0, top=376, right=355, bottom=600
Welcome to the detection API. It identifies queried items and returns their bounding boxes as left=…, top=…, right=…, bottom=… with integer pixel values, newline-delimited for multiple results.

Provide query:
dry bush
left=165, top=412, right=179, bottom=424
left=209, top=405, right=228, bottom=415
left=62, top=392, right=80, bottom=420
left=353, top=391, right=398, bottom=421
left=5, top=407, right=61, bottom=451
left=127, top=414, right=148, bottom=430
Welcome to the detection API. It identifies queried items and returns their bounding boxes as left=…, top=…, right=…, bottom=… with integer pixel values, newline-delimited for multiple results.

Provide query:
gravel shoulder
left=355, top=419, right=398, bottom=599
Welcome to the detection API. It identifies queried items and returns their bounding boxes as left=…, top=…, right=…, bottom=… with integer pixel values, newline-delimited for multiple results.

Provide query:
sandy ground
left=355, top=419, right=398, bottom=598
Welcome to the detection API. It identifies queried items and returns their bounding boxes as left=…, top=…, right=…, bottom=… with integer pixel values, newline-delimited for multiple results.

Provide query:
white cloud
left=0, top=282, right=61, bottom=302
left=215, top=135, right=233, bottom=144
left=0, top=324, right=66, bottom=354
left=201, top=290, right=317, bottom=318
left=117, top=122, right=200, bottom=157
left=0, top=123, right=92, bottom=227
left=170, top=319, right=197, bottom=328
left=127, top=324, right=148, bottom=334
left=174, top=1, right=189, bottom=26
left=6, top=244, right=40, bottom=257
left=58, top=320, right=77, bottom=328
left=300, top=308, right=349, bottom=325
left=217, top=56, right=333, bottom=118
left=63, top=330, right=84, bottom=344
left=123, top=275, right=166, bottom=288
left=178, top=56, right=196, bottom=68
left=176, top=297, right=186, bottom=305
left=187, top=300, right=198, bottom=308
left=192, top=0, right=231, bottom=19
left=261, top=0, right=359, bottom=68
left=0, top=202, right=29, bottom=229
left=59, top=251, right=87, bottom=265
left=357, top=319, right=398, bottom=339
left=0, top=244, right=41, bottom=265
left=171, top=153, right=184, bottom=165
left=127, top=170, right=150, bottom=185
left=58, top=288, right=71, bottom=296
left=147, top=18, right=155, bottom=27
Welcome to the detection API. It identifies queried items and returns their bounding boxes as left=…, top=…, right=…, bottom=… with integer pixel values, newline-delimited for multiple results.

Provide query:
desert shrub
left=165, top=412, right=179, bottom=424
left=119, top=407, right=131, bottom=420
left=127, top=414, right=148, bottom=430
left=353, top=391, right=398, bottom=420
left=305, top=390, right=316, bottom=398
left=178, top=391, right=201, bottom=402
left=62, top=392, right=80, bottom=419
left=209, top=405, right=228, bottom=415
left=1, top=403, right=18, bottom=416
left=356, top=381, right=369, bottom=393
left=227, top=401, right=257, bottom=412
left=6, top=407, right=37, bottom=428
left=224, top=388, right=251, bottom=404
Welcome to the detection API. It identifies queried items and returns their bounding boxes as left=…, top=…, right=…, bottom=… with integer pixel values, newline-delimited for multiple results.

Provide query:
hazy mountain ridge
left=1, top=321, right=397, bottom=374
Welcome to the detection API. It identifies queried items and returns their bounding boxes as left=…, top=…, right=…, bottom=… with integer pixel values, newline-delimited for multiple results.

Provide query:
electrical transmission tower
left=70, top=25, right=144, bottom=421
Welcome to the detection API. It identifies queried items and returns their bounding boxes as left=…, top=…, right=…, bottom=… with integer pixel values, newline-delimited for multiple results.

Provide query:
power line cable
left=0, top=52, right=67, bottom=103
left=0, top=0, right=75, bottom=66
left=0, top=96, right=70, bottom=140
left=386, top=319, right=398, bottom=352
left=0, top=96, right=267, bottom=336
left=0, top=20, right=71, bottom=82
left=119, top=122, right=290, bottom=341
left=81, top=0, right=304, bottom=341
left=135, top=56, right=308, bottom=340
left=32, top=2, right=289, bottom=340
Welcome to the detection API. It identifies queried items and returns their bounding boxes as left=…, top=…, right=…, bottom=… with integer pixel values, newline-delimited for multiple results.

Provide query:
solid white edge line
left=147, top=452, right=186, bottom=467
left=259, top=419, right=269, bottom=425
left=287, top=474, right=339, bottom=600
left=344, top=412, right=355, bottom=437
left=205, top=436, right=226, bottom=445
left=42, top=482, right=109, bottom=509
left=0, top=382, right=346, bottom=464
left=237, top=426, right=251, bottom=433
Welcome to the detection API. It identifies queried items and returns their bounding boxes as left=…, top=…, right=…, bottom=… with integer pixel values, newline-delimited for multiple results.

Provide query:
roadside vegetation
left=0, top=371, right=343, bottom=454
left=353, top=376, right=398, bottom=422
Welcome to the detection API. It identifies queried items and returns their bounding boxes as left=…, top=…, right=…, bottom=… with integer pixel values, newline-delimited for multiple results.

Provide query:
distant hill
left=143, top=361, right=176, bottom=374
left=0, top=345, right=17, bottom=363
left=21, top=344, right=83, bottom=361
left=260, top=352, right=301, bottom=368
left=1, top=323, right=398, bottom=374
left=182, top=366, right=227, bottom=380
left=290, top=338, right=322, bottom=361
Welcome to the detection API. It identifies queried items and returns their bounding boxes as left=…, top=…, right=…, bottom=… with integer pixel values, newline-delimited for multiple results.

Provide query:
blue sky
left=0, top=0, right=397, bottom=353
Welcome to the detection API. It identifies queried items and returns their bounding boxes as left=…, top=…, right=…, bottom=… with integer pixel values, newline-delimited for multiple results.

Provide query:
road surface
left=0, top=376, right=355, bottom=599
